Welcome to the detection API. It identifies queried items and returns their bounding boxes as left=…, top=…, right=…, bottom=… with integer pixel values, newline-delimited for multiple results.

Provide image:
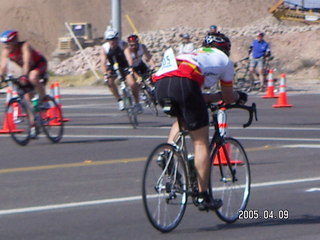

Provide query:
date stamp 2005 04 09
left=239, top=209, right=289, bottom=220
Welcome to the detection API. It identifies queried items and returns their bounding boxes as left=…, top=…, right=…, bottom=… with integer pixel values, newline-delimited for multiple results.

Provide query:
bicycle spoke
left=142, top=143, right=187, bottom=232
left=210, top=137, right=250, bottom=223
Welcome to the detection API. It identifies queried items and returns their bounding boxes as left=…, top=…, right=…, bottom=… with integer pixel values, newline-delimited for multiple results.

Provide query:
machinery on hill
left=269, top=0, right=320, bottom=23
left=51, top=22, right=103, bottom=62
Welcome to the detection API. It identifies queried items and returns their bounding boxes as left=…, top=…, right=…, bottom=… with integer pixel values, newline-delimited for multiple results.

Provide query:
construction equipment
left=269, top=0, right=320, bottom=23
left=51, top=22, right=103, bottom=62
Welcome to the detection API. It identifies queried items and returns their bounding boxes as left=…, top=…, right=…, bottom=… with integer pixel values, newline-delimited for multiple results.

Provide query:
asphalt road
left=0, top=89, right=319, bottom=240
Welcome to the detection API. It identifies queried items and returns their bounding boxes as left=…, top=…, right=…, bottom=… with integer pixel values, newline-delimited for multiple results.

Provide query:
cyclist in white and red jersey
left=124, top=34, right=156, bottom=77
left=0, top=30, right=48, bottom=106
left=153, top=32, right=247, bottom=211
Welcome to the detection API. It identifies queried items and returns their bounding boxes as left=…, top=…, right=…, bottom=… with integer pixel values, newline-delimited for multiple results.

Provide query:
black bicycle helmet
left=202, top=32, right=231, bottom=56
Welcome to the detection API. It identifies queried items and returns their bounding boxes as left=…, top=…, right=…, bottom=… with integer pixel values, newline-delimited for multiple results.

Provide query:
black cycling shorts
left=133, top=61, right=149, bottom=75
left=155, top=76, right=209, bottom=131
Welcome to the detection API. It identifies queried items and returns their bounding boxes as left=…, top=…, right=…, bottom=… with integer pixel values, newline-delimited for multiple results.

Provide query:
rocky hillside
left=49, top=15, right=320, bottom=80
left=0, top=0, right=276, bottom=56
left=1, top=0, right=320, bottom=80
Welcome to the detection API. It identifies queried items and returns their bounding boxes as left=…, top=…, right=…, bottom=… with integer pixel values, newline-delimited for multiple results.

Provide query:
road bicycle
left=1, top=75, right=64, bottom=146
left=118, top=74, right=139, bottom=129
left=142, top=98, right=257, bottom=232
left=234, top=56, right=274, bottom=93
left=106, top=65, right=139, bottom=129
left=139, top=69, right=158, bottom=116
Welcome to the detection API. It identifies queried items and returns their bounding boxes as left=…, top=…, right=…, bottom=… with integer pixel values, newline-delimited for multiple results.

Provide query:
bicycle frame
left=3, top=75, right=64, bottom=145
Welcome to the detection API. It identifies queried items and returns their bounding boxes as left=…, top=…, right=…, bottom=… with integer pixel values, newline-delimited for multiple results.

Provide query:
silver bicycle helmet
left=104, top=29, right=119, bottom=40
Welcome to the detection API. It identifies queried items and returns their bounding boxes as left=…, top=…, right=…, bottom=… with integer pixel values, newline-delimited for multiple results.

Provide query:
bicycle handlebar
left=208, top=102, right=258, bottom=128
left=0, top=75, right=18, bottom=89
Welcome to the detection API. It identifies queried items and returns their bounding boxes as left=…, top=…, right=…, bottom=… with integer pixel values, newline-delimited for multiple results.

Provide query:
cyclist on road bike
left=153, top=32, right=247, bottom=211
left=0, top=30, right=49, bottom=107
left=100, top=29, right=143, bottom=113
left=124, top=34, right=156, bottom=78
left=248, top=32, right=271, bottom=91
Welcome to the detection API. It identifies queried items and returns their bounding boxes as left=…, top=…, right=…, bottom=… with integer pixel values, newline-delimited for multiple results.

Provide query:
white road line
left=306, top=188, right=320, bottom=192
left=2, top=134, right=320, bottom=143
left=0, top=177, right=319, bottom=216
left=280, top=144, right=320, bottom=148
left=63, top=103, right=114, bottom=108
left=63, top=125, right=320, bottom=131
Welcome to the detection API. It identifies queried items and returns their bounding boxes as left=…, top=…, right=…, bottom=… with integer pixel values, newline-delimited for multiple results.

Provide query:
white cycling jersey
left=102, top=40, right=126, bottom=54
left=176, top=47, right=234, bottom=88
left=130, top=43, right=145, bottom=67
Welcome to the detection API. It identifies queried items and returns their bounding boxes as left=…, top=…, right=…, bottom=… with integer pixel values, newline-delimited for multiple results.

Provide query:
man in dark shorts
left=153, top=33, right=247, bottom=211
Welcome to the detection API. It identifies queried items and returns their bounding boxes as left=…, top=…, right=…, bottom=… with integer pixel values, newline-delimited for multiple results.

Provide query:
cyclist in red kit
left=0, top=30, right=48, bottom=106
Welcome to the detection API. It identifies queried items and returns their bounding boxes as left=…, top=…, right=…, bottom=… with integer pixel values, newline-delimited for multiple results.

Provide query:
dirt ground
left=0, top=0, right=319, bottom=84
left=0, top=0, right=280, bottom=56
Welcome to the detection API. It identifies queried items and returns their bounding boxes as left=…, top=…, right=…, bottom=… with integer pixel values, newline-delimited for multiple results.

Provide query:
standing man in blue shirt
left=248, top=32, right=271, bottom=91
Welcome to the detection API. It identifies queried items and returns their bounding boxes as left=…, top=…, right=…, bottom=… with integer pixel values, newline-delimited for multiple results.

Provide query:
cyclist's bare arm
left=21, top=42, right=32, bottom=75
left=142, top=44, right=156, bottom=68
left=203, top=82, right=239, bottom=104
left=124, top=47, right=134, bottom=68
left=100, top=47, right=110, bottom=75
left=0, top=48, right=9, bottom=79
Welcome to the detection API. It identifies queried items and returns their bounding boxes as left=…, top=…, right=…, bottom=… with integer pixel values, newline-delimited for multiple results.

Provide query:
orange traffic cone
left=213, top=143, right=230, bottom=165
left=272, top=73, right=293, bottom=108
left=52, top=82, right=70, bottom=122
left=44, top=103, right=62, bottom=126
left=262, top=69, right=278, bottom=99
left=0, top=87, right=24, bottom=133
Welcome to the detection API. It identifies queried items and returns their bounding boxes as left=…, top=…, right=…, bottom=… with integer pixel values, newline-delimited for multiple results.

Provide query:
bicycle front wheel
left=209, top=137, right=250, bottom=223
left=142, top=143, right=188, bottom=233
left=141, top=87, right=158, bottom=116
left=40, top=95, right=64, bottom=143
left=6, top=99, right=31, bottom=146
left=122, top=89, right=138, bottom=128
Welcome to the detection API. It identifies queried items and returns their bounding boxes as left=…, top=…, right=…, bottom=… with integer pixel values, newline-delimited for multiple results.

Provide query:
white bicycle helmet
left=104, top=29, right=119, bottom=40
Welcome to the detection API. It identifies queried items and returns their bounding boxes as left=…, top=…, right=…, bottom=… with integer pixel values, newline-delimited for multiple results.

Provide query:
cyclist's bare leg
left=249, top=67, right=255, bottom=83
left=28, top=69, right=46, bottom=101
left=189, top=125, right=210, bottom=193
left=106, top=76, right=121, bottom=101
left=257, top=67, right=264, bottom=87
left=126, top=73, right=140, bottom=104
left=167, top=120, right=180, bottom=144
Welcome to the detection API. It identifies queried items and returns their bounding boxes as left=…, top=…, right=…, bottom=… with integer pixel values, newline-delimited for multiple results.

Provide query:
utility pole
left=111, top=0, right=121, bottom=38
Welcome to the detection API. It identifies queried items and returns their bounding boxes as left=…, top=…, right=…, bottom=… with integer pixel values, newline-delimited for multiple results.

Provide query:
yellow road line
left=0, top=145, right=276, bottom=174
left=0, top=157, right=146, bottom=174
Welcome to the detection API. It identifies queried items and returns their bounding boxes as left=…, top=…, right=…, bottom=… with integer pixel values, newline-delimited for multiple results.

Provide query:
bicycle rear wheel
left=40, top=95, right=64, bottom=143
left=234, top=67, right=252, bottom=92
left=6, top=99, right=31, bottom=146
left=209, top=137, right=250, bottom=223
left=142, top=143, right=188, bottom=232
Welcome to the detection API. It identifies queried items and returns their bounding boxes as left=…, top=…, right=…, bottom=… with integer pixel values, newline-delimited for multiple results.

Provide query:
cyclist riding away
left=124, top=34, right=156, bottom=78
left=248, top=32, right=271, bottom=91
left=153, top=32, right=247, bottom=211
left=0, top=30, right=48, bottom=107
left=100, top=29, right=143, bottom=113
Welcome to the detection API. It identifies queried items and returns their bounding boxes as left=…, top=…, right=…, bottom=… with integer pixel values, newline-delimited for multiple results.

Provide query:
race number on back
left=155, top=48, right=178, bottom=76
